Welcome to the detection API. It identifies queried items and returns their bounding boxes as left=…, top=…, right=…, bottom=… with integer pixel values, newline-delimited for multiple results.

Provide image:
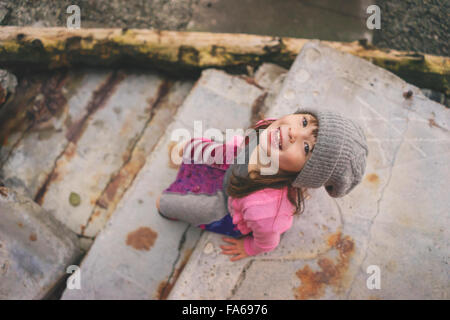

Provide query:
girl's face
left=258, top=113, right=318, bottom=174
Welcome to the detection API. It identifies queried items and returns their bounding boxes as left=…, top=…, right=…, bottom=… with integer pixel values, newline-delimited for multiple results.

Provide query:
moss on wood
left=0, top=27, right=448, bottom=94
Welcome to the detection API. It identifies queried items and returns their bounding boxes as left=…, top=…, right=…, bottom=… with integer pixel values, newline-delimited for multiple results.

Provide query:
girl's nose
left=290, top=126, right=306, bottom=142
left=290, top=126, right=311, bottom=146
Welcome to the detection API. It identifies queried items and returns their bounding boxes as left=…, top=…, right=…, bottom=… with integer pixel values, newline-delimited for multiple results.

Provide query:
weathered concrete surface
left=38, top=72, right=164, bottom=237
left=82, top=80, right=194, bottom=239
left=61, top=69, right=264, bottom=299
left=169, top=41, right=450, bottom=300
left=0, top=70, right=112, bottom=199
left=0, top=69, right=193, bottom=250
left=0, top=186, right=81, bottom=299
left=251, top=62, right=288, bottom=122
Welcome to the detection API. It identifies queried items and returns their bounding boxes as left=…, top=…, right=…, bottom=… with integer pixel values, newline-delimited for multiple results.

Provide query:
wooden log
left=0, top=26, right=448, bottom=95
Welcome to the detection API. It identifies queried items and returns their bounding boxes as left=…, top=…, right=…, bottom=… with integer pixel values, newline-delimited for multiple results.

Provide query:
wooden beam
left=0, top=26, right=448, bottom=95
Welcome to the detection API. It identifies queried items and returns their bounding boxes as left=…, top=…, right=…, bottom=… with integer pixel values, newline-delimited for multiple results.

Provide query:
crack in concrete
left=33, top=143, right=68, bottom=205
left=345, top=107, right=411, bottom=299
left=332, top=197, right=345, bottom=226
left=227, top=259, right=255, bottom=299
left=0, top=124, right=32, bottom=169
left=34, top=71, right=125, bottom=206
left=82, top=79, right=173, bottom=236
left=158, top=224, right=190, bottom=300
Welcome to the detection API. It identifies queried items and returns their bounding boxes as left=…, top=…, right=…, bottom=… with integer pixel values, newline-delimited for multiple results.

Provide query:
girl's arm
left=242, top=207, right=282, bottom=256
left=221, top=231, right=280, bottom=261
left=243, top=221, right=281, bottom=256
left=240, top=201, right=292, bottom=256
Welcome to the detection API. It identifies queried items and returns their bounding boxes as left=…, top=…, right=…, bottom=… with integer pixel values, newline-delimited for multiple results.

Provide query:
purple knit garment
left=165, top=141, right=239, bottom=195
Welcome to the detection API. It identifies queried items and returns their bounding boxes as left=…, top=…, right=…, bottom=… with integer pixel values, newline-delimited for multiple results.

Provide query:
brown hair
left=226, top=111, right=318, bottom=216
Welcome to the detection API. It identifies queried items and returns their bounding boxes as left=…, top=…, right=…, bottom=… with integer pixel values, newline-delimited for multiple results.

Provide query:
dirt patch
left=126, top=226, right=158, bottom=251
left=294, top=231, right=355, bottom=300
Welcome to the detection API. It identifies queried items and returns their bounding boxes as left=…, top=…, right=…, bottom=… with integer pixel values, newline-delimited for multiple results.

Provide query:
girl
left=156, top=108, right=368, bottom=261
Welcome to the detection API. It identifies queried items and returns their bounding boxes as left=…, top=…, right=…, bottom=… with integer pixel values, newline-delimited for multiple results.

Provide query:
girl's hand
left=220, top=237, right=249, bottom=261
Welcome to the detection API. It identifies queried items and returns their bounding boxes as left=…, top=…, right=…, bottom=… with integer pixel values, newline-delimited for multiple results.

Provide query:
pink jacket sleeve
left=241, top=205, right=283, bottom=256
left=244, top=227, right=281, bottom=256
left=182, top=135, right=244, bottom=166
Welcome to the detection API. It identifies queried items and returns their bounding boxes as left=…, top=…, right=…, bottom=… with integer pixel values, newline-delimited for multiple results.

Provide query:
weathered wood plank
left=0, top=27, right=448, bottom=94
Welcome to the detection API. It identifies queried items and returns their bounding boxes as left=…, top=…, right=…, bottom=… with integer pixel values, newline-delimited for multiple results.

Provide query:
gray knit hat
left=292, top=108, right=369, bottom=198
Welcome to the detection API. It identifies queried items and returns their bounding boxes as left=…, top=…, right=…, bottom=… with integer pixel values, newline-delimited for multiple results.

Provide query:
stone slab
left=0, top=186, right=81, bottom=299
left=0, top=70, right=111, bottom=199
left=39, top=72, right=165, bottom=236
left=61, top=68, right=264, bottom=299
left=169, top=41, right=450, bottom=300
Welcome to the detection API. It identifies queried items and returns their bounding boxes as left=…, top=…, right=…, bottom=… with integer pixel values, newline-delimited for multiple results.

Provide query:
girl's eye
left=302, top=117, right=308, bottom=127
left=304, top=142, right=310, bottom=155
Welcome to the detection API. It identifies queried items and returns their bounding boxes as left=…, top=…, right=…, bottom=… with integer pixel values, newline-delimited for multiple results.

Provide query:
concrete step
left=1, top=70, right=112, bottom=199
left=168, top=41, right=450, bottom=300
left=0, top=186, right=81, bottom=299
left=60, top=68, right=265, bottom=299
left=0, top=69, right=193, bottom=250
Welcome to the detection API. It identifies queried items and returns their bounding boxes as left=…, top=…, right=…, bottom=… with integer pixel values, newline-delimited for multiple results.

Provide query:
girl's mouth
left=270, top=127, right=282, bottom=150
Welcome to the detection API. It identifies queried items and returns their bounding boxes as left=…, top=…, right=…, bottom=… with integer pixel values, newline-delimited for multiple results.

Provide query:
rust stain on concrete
left=294, top=232, right=355, bottom=300
left=96, top=198, right=108, bottom=209
left=0, top=71, right=69, bottom=146
left=104, top=171, right=125, bottom=202
left=237, top=75, right=264, bottom=90
left=64, top=142, right=77, bottom=161
left=29, top=71, right=69, bottom=129
left=86, top=162, right=140, bottom=225
left=102, top=151, right=146, bottom=206
left=29, top=233, right=37, bottom=241
left=428, top=118, right=448, bottom=131
left=34, top=170, right=59, bottom=205
left=66, top=71, right=126, bottom=144
left=126, top=227, right=158, bottom=251
left=82, top=80, right=174, bottom=236
left=0, top=71, right=71, bottom=171
left=34, top=72, right=126, bottom=205
left=0, top=187, right=8, bottom=197
left=366, top=173, right=379, bottom=184
left=156, top=249, right=193, bottom=300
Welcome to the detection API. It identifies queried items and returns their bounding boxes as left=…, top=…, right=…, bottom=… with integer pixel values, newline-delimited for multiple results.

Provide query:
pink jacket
left=188, top=134, right=296, bottom=256
left=225, top=135, right=296, bottom=256
left=228, top=188, right=295, bottom=256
